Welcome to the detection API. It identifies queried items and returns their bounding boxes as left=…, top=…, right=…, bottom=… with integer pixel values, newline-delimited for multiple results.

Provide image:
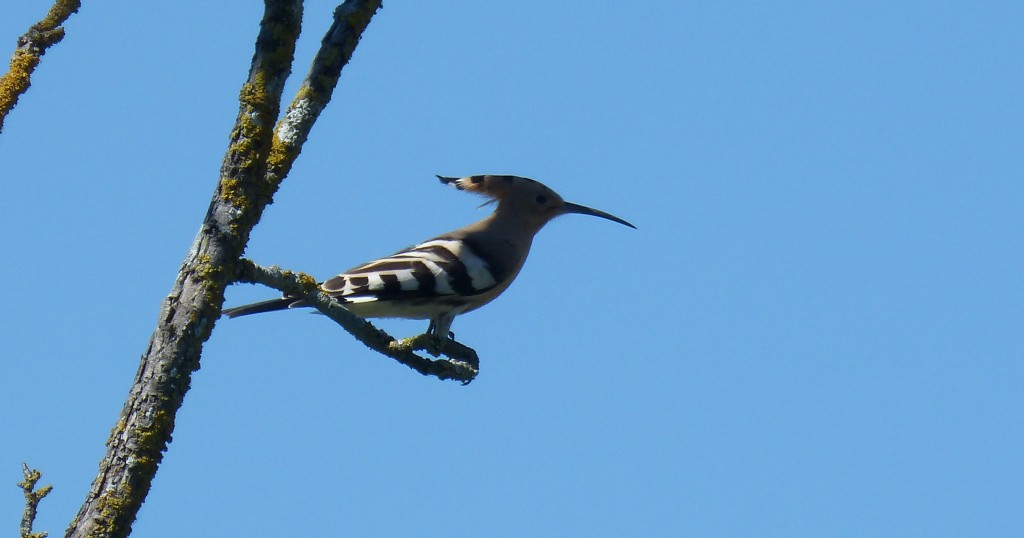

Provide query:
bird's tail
left=222, top=298, right=294, bottom=318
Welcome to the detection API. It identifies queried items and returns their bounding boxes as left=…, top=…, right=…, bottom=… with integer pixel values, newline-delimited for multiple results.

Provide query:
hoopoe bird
left=223, top=175, right=635, bottom=341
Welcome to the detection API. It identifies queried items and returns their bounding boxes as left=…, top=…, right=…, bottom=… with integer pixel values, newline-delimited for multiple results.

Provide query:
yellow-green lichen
left=294, top=85, right=315, bottom=101
left=219, top=177, right=249, bottom=210
left=94, top=484, right=133, bottom=535
left=192, top=254, right=229, bottom=306
left=296, top=271, right=318, bottom=290
left=131, top=410, right=170, bottom=472
left=239, top=70, right=270, bottom=109
left=39, top=0, right=81, bottom=29
left=266, top=136, right=297, bottom=178
left=0, top=50, right=41, bottom=117
left=1, top=0, right=81, bottom=130
left=227, top=71, right=273, bottom=173
left=192, top=253, right=216, bottom=281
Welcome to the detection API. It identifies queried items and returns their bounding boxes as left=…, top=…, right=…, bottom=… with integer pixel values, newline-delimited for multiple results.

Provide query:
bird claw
left=423, top=323, right=457, bottom=356
left=413, top=332, right=475, bottom=366
left=425, top=334, right=445, bottom=357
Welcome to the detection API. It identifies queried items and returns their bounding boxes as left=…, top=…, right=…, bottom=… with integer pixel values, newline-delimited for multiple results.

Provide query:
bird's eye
left=535, top=194, right=548, bottom=205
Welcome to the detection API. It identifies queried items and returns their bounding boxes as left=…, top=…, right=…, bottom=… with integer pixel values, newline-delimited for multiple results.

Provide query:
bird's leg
left=422, top=320, right=443, bottom=356
left=422, top=314, right=457, bottom=356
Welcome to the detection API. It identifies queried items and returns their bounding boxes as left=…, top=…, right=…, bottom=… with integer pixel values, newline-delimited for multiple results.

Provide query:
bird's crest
left=436, top=175, right=549, bottom=202
left=435, top=174, right=636, bottom=229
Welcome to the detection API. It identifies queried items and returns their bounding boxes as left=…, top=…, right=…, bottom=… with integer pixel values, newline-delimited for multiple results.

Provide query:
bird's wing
left=321, top=238, right=500, bottom=303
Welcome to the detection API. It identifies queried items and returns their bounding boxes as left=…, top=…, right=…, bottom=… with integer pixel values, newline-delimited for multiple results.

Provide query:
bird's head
left=437, top=174, right=636, bottom=232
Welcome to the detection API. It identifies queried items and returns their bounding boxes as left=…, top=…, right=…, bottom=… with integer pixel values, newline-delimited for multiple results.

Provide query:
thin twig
left=0, top=0, right=81, bottom=133
left=233, top=259, right=479, bottom=383
left=18, top=463, right=52, bottom=538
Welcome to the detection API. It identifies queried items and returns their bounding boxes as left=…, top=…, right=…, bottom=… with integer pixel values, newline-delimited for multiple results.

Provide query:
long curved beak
left=562, top=202, right=637, bottom=229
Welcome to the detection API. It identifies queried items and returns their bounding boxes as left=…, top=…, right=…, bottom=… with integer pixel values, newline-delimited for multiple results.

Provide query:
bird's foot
left=425, top=334, right=445, bottom=356
left=414, top=332, right=470, bottom=360
left=424, top=323, right=457, bottom=356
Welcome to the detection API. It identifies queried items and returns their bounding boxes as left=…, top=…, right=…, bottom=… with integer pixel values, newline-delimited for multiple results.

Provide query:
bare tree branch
left=234, top=259, right=480, bottom=383
left=0, top=0, right=81, bottom=133
left=18, top=463, right=52, bottom=538
left=62, top=2, right=382, bottom=536
left=267, top=0, right=383, bottom=191
left=65, top=2, right=307, bottom=536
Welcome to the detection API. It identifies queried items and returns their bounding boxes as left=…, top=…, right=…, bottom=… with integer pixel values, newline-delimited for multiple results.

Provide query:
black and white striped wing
left=321, top=238, right=499, bottom=306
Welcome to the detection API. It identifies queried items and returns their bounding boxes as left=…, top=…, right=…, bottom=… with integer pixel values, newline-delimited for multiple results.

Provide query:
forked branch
left=18, top=464, right=52, bottom=538
left=65, top=2, right=383, bottom=537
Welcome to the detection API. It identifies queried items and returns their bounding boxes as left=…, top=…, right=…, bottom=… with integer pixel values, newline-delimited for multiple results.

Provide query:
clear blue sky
left=3, top=1, right=1022, bottom=536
